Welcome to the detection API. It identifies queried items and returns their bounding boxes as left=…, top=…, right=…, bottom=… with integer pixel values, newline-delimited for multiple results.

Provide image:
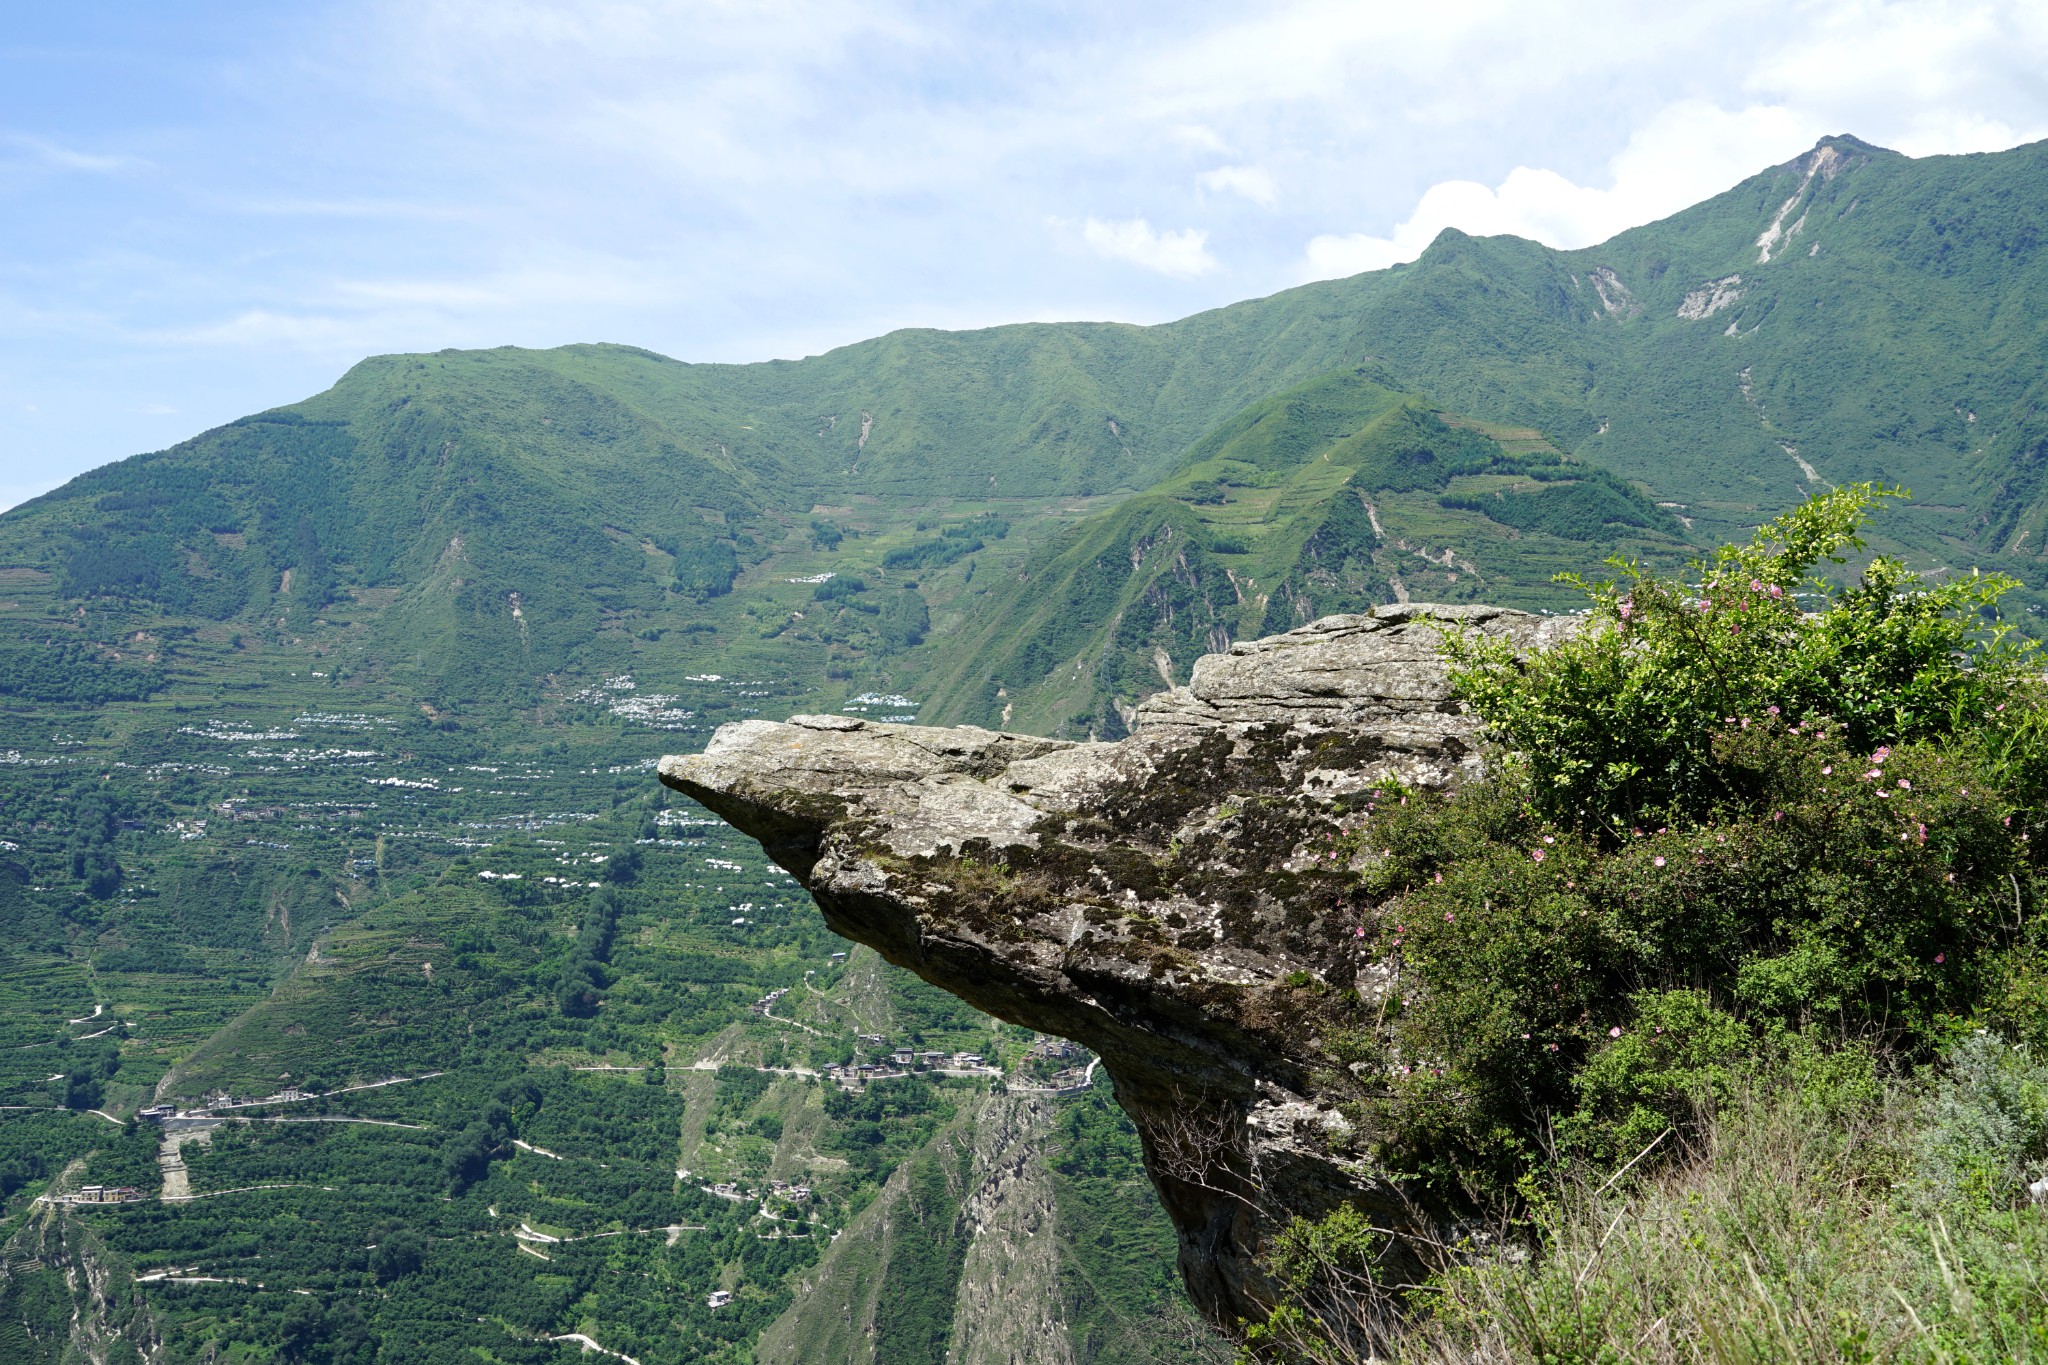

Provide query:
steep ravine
left=660, top=604, right=1569, bottom=1328
left=759, top=1092, right=1077, bottom=1365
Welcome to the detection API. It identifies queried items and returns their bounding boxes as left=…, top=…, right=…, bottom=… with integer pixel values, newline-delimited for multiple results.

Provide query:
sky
left=4, top=1, right=2046, bottom=511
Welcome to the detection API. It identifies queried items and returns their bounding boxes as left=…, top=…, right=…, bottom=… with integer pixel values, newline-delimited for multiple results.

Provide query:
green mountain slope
left=5, top=131, right=2048, bottom=1363
left=919, top=368, right=1687, bottom=735
left=9, top=136, right=2048, bottom=719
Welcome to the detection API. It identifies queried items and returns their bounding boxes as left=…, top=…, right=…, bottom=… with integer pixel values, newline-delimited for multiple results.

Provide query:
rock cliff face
left=660, top=605, right=1569, bottom=1329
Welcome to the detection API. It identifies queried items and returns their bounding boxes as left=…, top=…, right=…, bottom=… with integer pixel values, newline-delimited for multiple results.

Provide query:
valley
left=2, top=132, right=2047, bottom=1362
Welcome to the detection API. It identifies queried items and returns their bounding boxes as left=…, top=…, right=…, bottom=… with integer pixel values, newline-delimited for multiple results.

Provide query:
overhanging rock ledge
left=657, top=604, right=1569, bottom=1328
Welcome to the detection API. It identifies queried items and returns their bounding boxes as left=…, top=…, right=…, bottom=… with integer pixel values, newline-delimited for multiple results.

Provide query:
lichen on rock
left=659, top=604, right=1569, bottom=1328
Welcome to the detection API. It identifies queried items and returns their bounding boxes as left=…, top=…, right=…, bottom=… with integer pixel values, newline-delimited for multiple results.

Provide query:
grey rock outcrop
left=659, top=605, right=1568, bottom=1329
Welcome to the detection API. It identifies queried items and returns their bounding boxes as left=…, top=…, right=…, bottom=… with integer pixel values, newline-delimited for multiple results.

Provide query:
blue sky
left=5, top=1, right=2046, bottom=509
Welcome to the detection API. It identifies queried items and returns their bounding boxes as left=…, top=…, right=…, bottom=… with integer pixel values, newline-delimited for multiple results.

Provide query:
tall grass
left=1402, top=1048, right=2048, bottom=1363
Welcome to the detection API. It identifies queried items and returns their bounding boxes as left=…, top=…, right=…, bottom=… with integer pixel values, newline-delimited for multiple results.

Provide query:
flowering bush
left=1324, top=489, right=2048, bottom=1195
left=1442, top=483, right=2038, bottom=834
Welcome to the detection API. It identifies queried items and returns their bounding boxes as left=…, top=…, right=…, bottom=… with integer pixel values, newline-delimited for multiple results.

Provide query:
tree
left=63, top=1072, right=103, bottom=1111
left=370, top=1228, right=426, bottom=1283
left=1444, top=483, right=2036, bottom=833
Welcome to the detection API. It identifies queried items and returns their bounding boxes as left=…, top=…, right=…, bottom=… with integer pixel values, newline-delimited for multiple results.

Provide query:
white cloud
left=1079, top=218, right=1219, bottom=278
left=1298, top=2, right=2048, bottom=280
left=10, top=0, right=2048, bottom=494
left=1306, top=101, right=1829, bottom=278
left=1197, top=165, right=1276, bottom=206
left=3, top=132, right=139, bottom=173
left=333, top=279, right=509, bottom=308
left=1171, top=125, right=1231, bottom=154
left=139, top=403, right=177, bottom=415
left=165, top=309, right=400, bottom=352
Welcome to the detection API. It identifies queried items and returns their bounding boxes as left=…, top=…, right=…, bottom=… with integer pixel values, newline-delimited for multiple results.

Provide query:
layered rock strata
left=659, top=605, right=1569, bottom=1327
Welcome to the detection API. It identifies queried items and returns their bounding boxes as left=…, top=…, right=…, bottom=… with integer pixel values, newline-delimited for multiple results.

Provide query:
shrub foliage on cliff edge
left=1265, top=486, right=2048, bottom=1357
left=1446, top=482, right=2041, bottom=833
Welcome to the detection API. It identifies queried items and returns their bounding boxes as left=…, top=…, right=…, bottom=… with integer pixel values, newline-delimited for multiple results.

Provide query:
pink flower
left=1610, top=1027, right=1623, bottom=1038
left=1750, top=579, right=1763, bottom=592
left=1444, top=912, right=1455, bottom=922
left=1767, top=705, right=1781, bottom=715
left=1898, top=779, right=1911, bottom=790
left=1822, top=765, right=1833, bottom=775
left=1432, top=871, right=1442, bottom=884
left=1354, top=926, right=1366, bottom=937
left=1531, top=849, right=1546, bottom=863
left=1521, top=1033, right=1530, bottom=1040
left=1544, top=835, right=1556, bottom=844
left=1872, top=746, right=1892, bottom=761
left=1699, top=599, right=1712, bottom=612
left=1864, top=769, right=1882, bottom=780
left=1618, top=599, right=1633, bottom=621
left=1653, top=856, right=1667, bottom=868
left=1768, top=585, right=1783, bottom=598
left=1935, top=954, right=1946, bottom=965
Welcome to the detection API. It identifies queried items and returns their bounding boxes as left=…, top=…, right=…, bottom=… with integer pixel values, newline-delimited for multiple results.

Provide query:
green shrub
left=813, top=575, right=866, bottom=601
left=1330, top=488, right=2047, bottom=1194
left=1440, top=470, right=1682, bottom=541
left=1563, top=989, right=1753, bottom=1159
left=1912, top=1031, right=2048, bottom=1211
left=1443, top=483, right=2037, bottom=833
left=883, top=536, right=981, bottom=571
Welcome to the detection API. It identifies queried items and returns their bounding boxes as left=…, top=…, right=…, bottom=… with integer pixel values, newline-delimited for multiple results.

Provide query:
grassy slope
left=919, top=368, right=1692, bottom=735
left=5, top=132, right=2048, bottom=1362
left=7, top=139, right=2042, bottom=726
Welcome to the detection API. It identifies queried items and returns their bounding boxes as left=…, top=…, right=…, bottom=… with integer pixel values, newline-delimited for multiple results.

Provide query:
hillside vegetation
left=6, top=136, right=2048, bottom=722
left=1247, top=488, right=2048, bottom=1362
left=1, top=132, right=2047, bottom=1362
left=918, top=368, right=1690, bottom=734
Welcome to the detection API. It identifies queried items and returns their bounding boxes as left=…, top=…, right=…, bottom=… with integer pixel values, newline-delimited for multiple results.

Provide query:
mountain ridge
left=4, top=130, right=2048, bottom=1364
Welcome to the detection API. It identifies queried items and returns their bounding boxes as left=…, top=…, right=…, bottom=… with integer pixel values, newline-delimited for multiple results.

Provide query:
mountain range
left=1, top=131, right=2046, bottom=1363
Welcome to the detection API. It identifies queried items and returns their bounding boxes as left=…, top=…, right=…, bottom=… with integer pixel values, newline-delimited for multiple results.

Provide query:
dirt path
left=759, top=1004, right=822, bottom=1036
left=202, top=1071, right=446, bottom=1113
left=164, top=1183, right=330, bottom=1202
left=157, top=1128, right=207, bottom=1200
left=550, top=1332, right=643, bottom=1364
left=237, top=1115, right=427, bottom=1129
